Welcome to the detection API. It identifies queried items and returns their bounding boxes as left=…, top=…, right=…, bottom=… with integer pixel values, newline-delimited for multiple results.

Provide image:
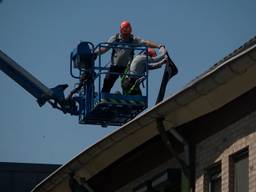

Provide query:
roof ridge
left=185, top=35, right=256, bottom=88
left=218, top=35, right=256, bottom=65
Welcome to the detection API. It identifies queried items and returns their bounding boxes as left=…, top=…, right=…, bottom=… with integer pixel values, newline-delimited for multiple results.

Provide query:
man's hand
left=159, top=46, right=167, bottom=55
left=161, top=56, right=169, bottom=65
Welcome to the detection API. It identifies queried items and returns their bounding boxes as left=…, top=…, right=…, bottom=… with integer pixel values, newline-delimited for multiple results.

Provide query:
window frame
left=205, top=162, right=222, bottom=192
left=229, top=147, right=249, bottom=192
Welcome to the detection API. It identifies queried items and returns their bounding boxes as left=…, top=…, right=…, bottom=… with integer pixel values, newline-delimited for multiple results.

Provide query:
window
left=230, top=148, right=249, bottom=192
left=207, top=163, right=221, bottom=192
left=133, top=169, right=181, bottom=192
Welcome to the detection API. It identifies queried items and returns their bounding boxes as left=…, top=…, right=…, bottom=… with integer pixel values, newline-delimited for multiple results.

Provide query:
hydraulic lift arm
left=1, top=41, right=168, bottom=126
left=0, top=50, right=78, bottom=115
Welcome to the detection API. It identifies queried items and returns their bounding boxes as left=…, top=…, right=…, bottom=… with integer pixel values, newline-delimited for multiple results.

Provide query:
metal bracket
left=156, top=117, right=192, bottom=186
left=69, top=172, right=94, bottom=192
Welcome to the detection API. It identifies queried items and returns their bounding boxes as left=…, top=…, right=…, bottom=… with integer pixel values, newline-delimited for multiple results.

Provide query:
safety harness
left=111, top=33, right=137, bottom=94
left=111, top=33, right=135, bottom=60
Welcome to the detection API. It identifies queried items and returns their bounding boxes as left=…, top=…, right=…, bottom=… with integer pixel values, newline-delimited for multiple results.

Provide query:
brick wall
left=195, top=110, right=256, bottom=192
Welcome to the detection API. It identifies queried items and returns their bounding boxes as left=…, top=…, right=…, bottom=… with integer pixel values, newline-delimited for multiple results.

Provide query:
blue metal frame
left=70, top=41, right=149, bottom=127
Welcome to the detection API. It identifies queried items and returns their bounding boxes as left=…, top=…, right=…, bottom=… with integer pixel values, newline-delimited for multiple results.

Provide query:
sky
left=0, top=0, right=256, bottom=165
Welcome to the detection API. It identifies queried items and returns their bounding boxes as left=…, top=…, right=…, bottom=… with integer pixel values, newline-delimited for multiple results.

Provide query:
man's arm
left=94, top=47, right=109, bottom=55
left=94, top=35, right=116, bottom=55
left=148, top=56, right=168, bottom=70
left=148, top=47, right=167, bottom=63
left=134, top=36, right=163, bottom=48
left=143, top=40, right=163, bottom=48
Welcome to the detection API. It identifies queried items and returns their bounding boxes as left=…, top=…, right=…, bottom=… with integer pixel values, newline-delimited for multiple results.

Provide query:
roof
left=32, top=36, right=256, bottom=192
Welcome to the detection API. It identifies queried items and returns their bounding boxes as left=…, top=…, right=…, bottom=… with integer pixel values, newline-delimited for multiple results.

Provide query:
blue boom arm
left=0, top=50, right=78, bottom=115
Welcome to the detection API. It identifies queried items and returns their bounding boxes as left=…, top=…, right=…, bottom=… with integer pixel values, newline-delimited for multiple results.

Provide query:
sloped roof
left=32, top=36, right=256, bottom=192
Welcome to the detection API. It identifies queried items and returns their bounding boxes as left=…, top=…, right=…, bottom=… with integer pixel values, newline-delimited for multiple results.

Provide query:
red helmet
left=120, top=20, right=132, bottom=35
left=147, top=48, right=157, bottom=57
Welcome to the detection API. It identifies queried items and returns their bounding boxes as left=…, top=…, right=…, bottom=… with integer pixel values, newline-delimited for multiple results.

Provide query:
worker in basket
left=94, top=20, right=163, bottom=93
left=122, top=46, right=168, bottom=96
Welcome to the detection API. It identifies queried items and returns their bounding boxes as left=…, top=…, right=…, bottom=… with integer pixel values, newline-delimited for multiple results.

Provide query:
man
left=95, top=20, right=163, bottom=93
left=122, top=47, right=167, bottom=95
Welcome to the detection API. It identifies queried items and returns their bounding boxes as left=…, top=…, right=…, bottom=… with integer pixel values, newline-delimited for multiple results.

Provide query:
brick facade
left=195, top=110, right=256, bottom=192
